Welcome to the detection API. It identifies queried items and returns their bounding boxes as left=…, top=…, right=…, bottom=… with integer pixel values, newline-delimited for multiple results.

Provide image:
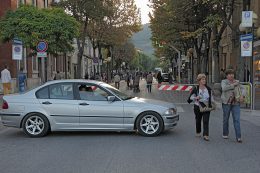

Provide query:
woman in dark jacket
left=188, top=74, right=214, bottom=141
left=157, top=72, right=163, bottom=84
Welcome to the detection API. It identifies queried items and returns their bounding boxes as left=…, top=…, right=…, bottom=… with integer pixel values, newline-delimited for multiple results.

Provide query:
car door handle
left=79, top=103, right=89, bottom=106
left=42, top=101, right=52, bottom=105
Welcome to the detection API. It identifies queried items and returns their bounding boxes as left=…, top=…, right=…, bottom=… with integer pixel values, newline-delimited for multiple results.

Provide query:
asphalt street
left=0, top=79, right=260, bottom=173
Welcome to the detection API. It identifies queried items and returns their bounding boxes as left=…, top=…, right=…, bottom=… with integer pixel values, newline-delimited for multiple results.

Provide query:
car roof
left=44, top=79, right=104, bottom=85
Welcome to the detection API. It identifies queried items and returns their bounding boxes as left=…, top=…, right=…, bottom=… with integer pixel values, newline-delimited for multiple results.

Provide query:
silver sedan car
left=0, top=80, right=179, bottom=137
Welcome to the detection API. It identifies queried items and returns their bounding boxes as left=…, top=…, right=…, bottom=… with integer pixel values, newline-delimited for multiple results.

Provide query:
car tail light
left=2, top=100, right=9, bottom=109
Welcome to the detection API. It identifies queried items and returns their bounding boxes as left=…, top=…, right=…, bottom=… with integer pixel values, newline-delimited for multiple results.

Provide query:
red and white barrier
left=158, top=85, right=193, bottom=91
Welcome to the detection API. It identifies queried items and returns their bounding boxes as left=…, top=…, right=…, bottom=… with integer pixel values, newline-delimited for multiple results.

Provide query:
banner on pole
left=240, top=34, right=253, bottom=57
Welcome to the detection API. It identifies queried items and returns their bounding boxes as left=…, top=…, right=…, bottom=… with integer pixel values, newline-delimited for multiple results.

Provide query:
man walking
left=146, top=72, right=153, bottom=93
left=1, top=65, right=12, bottom=95
left=114, top=73, right=120, bottom=89
left=125, top=72, right=131, bottom=89
left=54, top=71, right=62, bottom=80
left=18, top=67, right=27, bottom=93
left=221, top=69, right=245, bottom=143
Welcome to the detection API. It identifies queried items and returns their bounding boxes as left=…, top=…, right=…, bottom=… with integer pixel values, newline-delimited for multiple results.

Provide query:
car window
left=36, top=87, right=49, bottom=99
left=78, top=84, right=109, bottom=101
left=49, top=83, right=74, bottom=100
left=100, top=83, right=131, bottom=100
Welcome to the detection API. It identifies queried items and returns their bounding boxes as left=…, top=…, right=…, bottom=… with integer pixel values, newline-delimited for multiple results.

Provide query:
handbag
left=198, top=101, right=216, bottom=112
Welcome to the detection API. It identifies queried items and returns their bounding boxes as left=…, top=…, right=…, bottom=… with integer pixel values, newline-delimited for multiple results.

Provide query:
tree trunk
left=212, top=25, right=221, bottom=83
left=76, top=18, right=89, bottom=79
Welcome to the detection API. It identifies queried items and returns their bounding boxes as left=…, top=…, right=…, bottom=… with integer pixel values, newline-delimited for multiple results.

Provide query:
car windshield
left=100, top=83, right=133, bottom=100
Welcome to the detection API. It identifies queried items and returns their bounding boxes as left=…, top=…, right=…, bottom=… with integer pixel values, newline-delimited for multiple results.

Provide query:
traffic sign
left=37, top=52, right=47, bottom=57
left=12, top=38, right=23, bottom=60
left=241, top=11, right=253, bottom=27
left=36, top=41, right=48, bottom=52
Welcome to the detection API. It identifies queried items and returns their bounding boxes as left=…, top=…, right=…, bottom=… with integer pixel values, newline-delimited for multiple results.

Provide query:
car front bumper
left=163, top=114, right=179, bottom=130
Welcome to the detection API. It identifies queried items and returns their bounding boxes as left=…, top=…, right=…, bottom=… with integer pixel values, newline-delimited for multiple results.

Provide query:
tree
left=130, top=51, right=157, bottom=72
left=87, top=0, right=141, bottom=69
left=150, top=0, right=238, bottom=82
left=113, top=41, right=136, bottom=71
left=0, top=5, right=79, bottom=55
left=58, top=0, right=107, bottom=78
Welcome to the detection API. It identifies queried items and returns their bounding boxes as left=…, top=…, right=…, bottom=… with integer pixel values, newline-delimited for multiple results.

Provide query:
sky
left=135, top=0, right=153, bottom=24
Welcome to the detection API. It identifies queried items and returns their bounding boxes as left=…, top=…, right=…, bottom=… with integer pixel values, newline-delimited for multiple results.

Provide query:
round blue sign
left=36, top=41, right=48, bottom=52
left=14, top=46, right=21, bottom=53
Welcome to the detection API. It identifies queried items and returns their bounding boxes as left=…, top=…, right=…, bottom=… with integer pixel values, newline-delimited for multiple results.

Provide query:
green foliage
left=130, top=51, right=157, bottom=72
left=58, top=0, right=141, bottom=78
left=150, top=0, right=237, bottom=74
left=0, top=5, right=79, bottom=54
left=90, top=0, right=142, bottom=46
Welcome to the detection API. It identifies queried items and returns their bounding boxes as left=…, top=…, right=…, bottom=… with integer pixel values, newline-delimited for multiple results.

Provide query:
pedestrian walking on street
left=220, top=69, right=226, bottom=81
left=114, top=73, right=120, bottom=89
left=157, top=71, right=163, bottom=85
left=168, top=72, right=174, bottom=84
left=1, top=64, right=12, bottom=95
left=133, top=72, right=140, bottom=93
left=18, top=67, right=27, bottom=93
left=221, top=69, right=245, bottom=143
left=146, top=72, right=153, bottom=93
left=54, top=71, right=62, bottom=80
left=84, top=73, right=89, bottom=79
left=125, top=72, right=131, bottom=89
left=187, top=74, right=214, bottom=141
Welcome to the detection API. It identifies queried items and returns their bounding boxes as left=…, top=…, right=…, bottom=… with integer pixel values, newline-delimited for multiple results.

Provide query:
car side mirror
left=107, top=96, right=116, bottom=102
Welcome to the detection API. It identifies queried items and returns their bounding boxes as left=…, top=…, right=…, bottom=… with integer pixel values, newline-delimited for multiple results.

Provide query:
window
left=32, top=0, right=37, bottom=6
left=44, top=0, right=48, bottom=8
left=50, top=83, right=74, bottom=100
left=36, top=87, right=49, bottom=99
left=78, top=84, right=109, bottom=101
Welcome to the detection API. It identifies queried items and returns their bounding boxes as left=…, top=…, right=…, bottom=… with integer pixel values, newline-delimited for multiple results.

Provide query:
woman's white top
left=190, top=88, right=210, bottom=106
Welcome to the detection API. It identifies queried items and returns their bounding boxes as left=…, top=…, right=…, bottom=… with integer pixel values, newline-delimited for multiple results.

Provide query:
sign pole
left=251, top=23, right=255, bottom=110
left=16, top=60, right=19, bottom=92
left=36, top=41, right=48, bottom=83
left=41, top=57, right=45, bottom=83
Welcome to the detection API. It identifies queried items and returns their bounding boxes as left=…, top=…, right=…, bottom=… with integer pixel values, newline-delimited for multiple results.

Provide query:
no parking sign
left=36, top=41, right=48, bottom=57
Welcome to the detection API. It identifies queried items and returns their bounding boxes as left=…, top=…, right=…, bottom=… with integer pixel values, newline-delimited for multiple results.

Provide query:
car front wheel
left=22, top=113, right=50, bottom=137
left=136, top=111, right=164, bottom=137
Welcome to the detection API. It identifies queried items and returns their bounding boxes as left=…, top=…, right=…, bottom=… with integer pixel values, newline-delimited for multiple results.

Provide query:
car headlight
left=164, top=108, right=177, bottom=115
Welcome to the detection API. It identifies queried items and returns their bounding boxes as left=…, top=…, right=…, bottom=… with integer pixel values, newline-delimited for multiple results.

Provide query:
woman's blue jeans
left=222, top=104, right=241, bottom=139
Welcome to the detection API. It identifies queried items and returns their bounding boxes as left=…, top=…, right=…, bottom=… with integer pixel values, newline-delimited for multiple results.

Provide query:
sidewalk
left=240, top=109, right=260, bottom=127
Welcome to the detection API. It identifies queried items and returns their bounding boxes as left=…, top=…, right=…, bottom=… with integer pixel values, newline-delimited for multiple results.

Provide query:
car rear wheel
left=136, top=111, right=163, bottom=137
left=22, top=113, right=50, bottom=137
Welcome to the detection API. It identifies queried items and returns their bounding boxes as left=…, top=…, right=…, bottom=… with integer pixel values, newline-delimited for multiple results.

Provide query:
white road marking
left=177, top=106, right=184, bottom=113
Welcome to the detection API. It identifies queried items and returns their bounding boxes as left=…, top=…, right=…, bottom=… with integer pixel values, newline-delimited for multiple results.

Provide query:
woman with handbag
left=188, top=74, right=215, bottom=141
left=221, top=69, right=245, bottom=143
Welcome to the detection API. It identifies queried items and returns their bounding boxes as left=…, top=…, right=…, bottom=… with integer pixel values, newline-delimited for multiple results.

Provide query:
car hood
left=125, top=97, right=176, bottom=109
